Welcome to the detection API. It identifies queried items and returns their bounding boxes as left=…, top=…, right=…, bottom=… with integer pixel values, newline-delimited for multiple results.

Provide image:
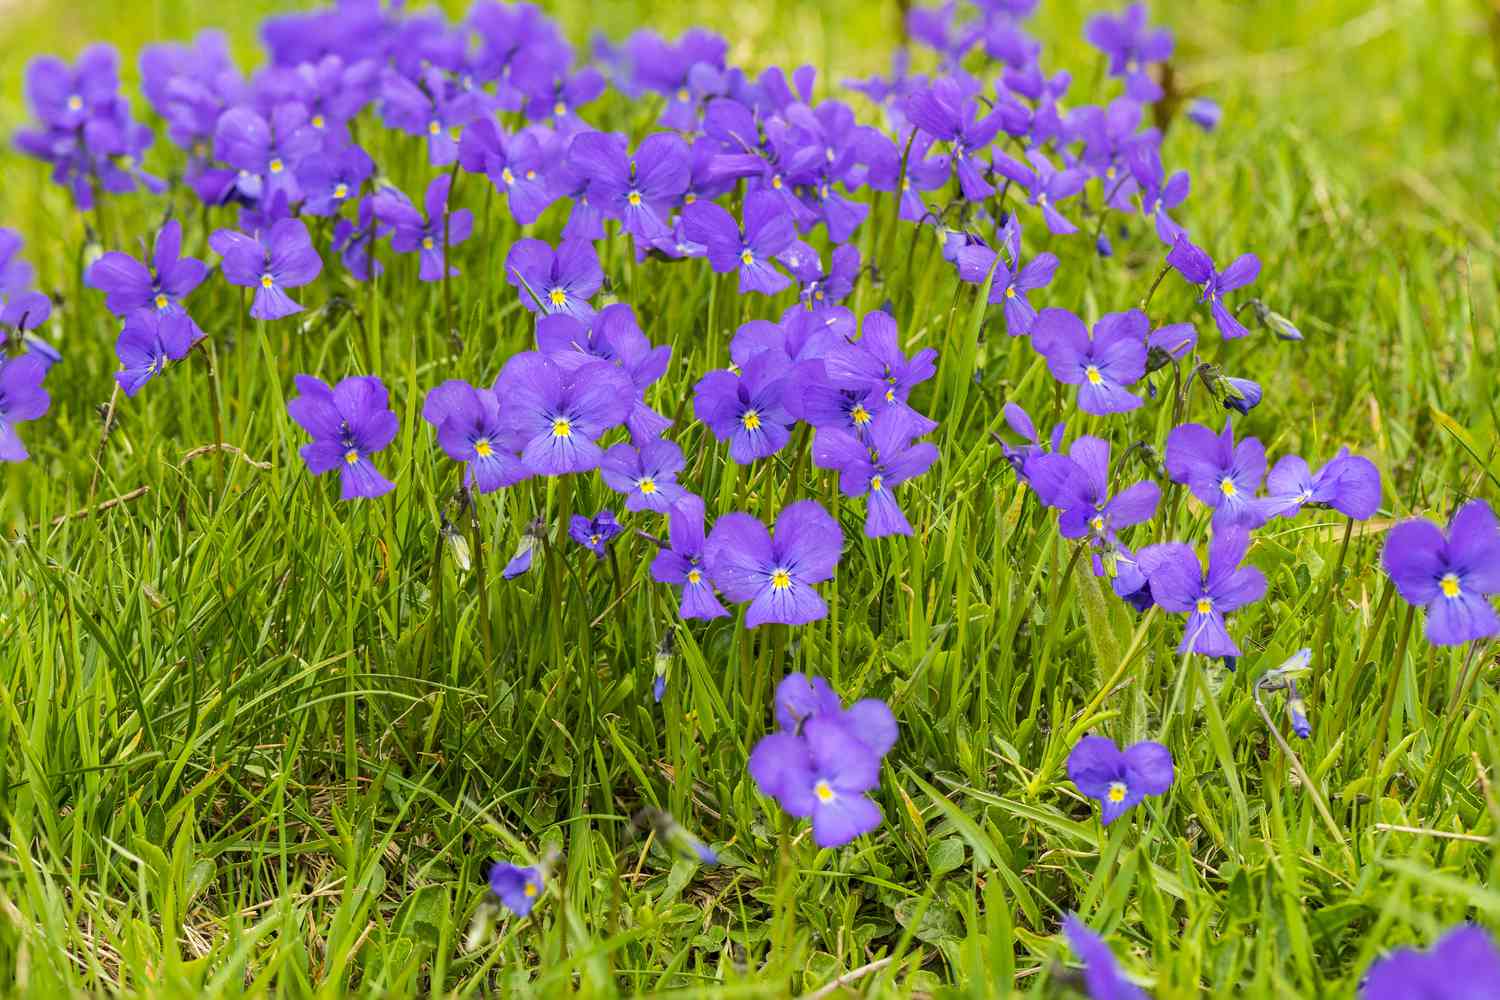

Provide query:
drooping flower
left=85, top=219, right=208, bottom=325
left=1137, top=528, right=1267, bottom=657
left=503, top=518, right=547, bottom=580
left=492, top=351, right=633, bottom=475
left=1361, top=925, right=1500, bottom=1000
left=1027, top=435, right=1160, bottom=541
left=488, top=862, right=544, bottom=918
left=992, top=149, right=1088, bottom=235
left=0, top=355, right=51, bottom=463
left=569, top=509, right=623, bottom=559
left=1167, top=235, right=1260, bottom=340
left=998, top=401, right=1065, bottom=484
left=114, top=309, right=195, bottom=397
left=1219, top=375, right=1262, bottom=415
left=812, top=410, right=939, bottom=537
left=1382, top=500, right=1500, bottom=647
left=600, top=438, right=688, bottom=513
left=1164, top=420, right=1278, bottom=530
left=1066, top=735, right=1173, bottom=825
left=210, top=219, right=322, bottom=320
left=505, top=237, right=603, bottom=321
left=422, top=379, right=530, bottom=493
left=371, top=175, right=473, bottom=282
left=287, top=374, right=399, bottom=500
left=692, top=350, right=793, bottom=464
left=1030, top=308, right=1148, bottom=415
left=1061, top=914, right=1148, bottom=1000
left=1187, top=98, right=1222, bottom=132
left=704, top=500, right=842, bottom=628
left=682, top=190, right=797, bottom=295
left=1266, top=450, right=1382, bottom=521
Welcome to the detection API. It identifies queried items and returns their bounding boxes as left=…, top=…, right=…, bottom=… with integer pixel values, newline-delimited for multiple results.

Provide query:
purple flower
left=600, top=439, right=688, bottom=513
left=1165, top=420, right=1279, bottom=530
left=1066, top=735, right=1173, bottom=825
left=488, top=863, right=544, bottom=917
left=1085, top=4, right=1174, bottom=102
left=704, top=500, right=842, bottom=628
left=299, top=142, right=374, bottom=217
left=693, top=351, right=793, bottom=464
left=1030, top=308, right=1148, bottom=415
left=114, top=310, right=195, bottom=397
left=566, top=131, right=690, bottom=241
left=371, top=176, right=473, bottom=282
left=994, top=150, right=1088, bottom=234
left=1266, top=450, right=1382, bottom=521
left=210, top=219, right=322, bottom=321
left=1137, top=528, right=1267, bottom=657
left=287, top=374, right=399, bottom=500
left=954, top=219, right=1059, bottom=336
left=904, top=78, right=1006, bottom=201
left=1361, top=925, right=1500, bottom=999
left=422, top=380, right=530, bottom=493
left=0, top=290, right=52, bottom=335
left=25, top=46, right=121, bottom=130
left=331, top=197, right=388, bottom=282
left=511, top=47, right=606, bottom=129
left=773, top=674, right=899, bottom=758
left=503, top=519, right=547, bottom=581
left=536, top=305, right=673, bottom=442
left=379, top=68, right=488, bottom=166
left=0, top=355, right=51, bottom=463
left=85, top=219, right=208, bottom=325
left=1061, top=914, right=1148, bottom=1000
left=812, top=412, right=939, bottom=537
left=1287, top=680, right=1311, bottom=739
left=683, top=191, right=796, bottom=295
left=492, top=352, right=633, bottom=476
left=1382, top=500, right=1500, bottom=647
left=999, top=401, right=1065, bottom=483
left=1187, top=98, right=1222, bottom=132
left=505, top=238, right=603, bottom=321
left=457, top=121, right=555, bottom=224
left=821, top=310, right=937, bottom=421
left=212, top=104, right=319, bottom=206
left=570, top=509, right=623, bottom=559
left=1220, top=376, right=1262, bottom=415
left=651, top=494, right=728, bottom=620
left=798, top=244, right=861, bottom=308
left=1027, top=436, right=1160, bottom=541
left=1167, top=235, right=1260, bottom=340
left=1126, top=143, right=1189, bottom=246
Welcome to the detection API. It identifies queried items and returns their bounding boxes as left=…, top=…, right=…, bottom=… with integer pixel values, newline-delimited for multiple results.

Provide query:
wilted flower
left=503, top=518, right=548, bottom=580
left=569, top=509, right=622, bottom=559
left=1066, top=735, right=1173, bottom=825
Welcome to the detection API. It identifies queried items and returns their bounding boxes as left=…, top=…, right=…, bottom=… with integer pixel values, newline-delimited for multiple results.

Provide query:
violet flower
left=1085, top=4, right=1174, bottom=102
left=1030, top=308, right=1148, bottom=415
left=287, top=374, right=399, bottom=500
left=114, top=310, right=195, bottom=397
left=683, top=191, right=797, bottom=295
left=1361, top=925, right=1500, bottom=999
left=600, top=439, right=688, bottom=513
left=566, top=130, right=690, bottom=241
left=904, top=77, right=1005, bottom=201
left=1137, top=528, right=1267, bottom=657
left=1266, top=450, right=1382, bottom=521
left=812, top=411, right=939, bottom=537
left=505, top=237, right=603, bottom=321
left=457, top=120, right=556, bottom=224
left=1164, top=420, right=1278, bottom=530
left=1067, top=735, right=1173, bottom=825
left=489, top=863, right=544, bottom=918
left=1061, top=914, right=1148, bottom=1000
left=570, top=509, right=623, bottom=559
left=371, top=175, right=473, bottom=282
left=1382, top=500, right=1500, bottom=647
left=536, top=305, right=672, bottom=441
left=422, top=379, right=530, bottom=493
left=210, top=219, right=322, bottom=320
left=0, top=355, right=51, bottom=463
left=954, top=217, right=1059, bottom=336
left=693, top=351, right=794, bottom=464
left=492, top=352, right=633, bottom=475
left=704, top=500, right=843, bottom=628
left=85, top=219, right=208, bottom=327
left=1028, top=435, right=1160, bottom=541
left=1167, top=234, right=1260, bottom=340
left=651, top=494, right=728, bottom=620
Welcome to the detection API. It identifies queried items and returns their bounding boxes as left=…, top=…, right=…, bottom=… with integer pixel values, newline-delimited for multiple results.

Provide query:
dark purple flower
left=331, top=197, right=388, bottom=282
left=600, top=439, right=687, bottom=513
left=114, top=310, right=195, bottom=397
left=536, top=305, right=672, bottom=442
left=210, top=219, right=322, bottom=321
left=1145, top=322, right=1197, bottom=371
left=1137, top=528, right=1267, bottom=657
left=1164, top=420, right=1278, bottom=530
left=683, top=191, right=796, bottom=295
left=1266, top=450, right=1382, bottom=521
left=371, top=175, right=473, bottom=282
left=1125, top=141, right=1189, bottom=246
left=422, top=379, right=530, bottom=493
left=1361, top=925, right=1500, bottom=999
left=993, top=149, right=1088, bottom=234
left=1287, top=680, right=1311, bottom=739
left=704, top=500, right=842, bottom=628
left=287, top=374, right=398, bottom=500
left=1167, top=235, right=1260, bottom=340
left=85, top=219, right=207, bottom=324
left=1031, top=308, right=1148, bottom=415
left=812, top=411, right=939, bottom=537
left=570, top=509, right=622, bottom=559
left=1382, top=500, right=1500, bottom=647
left=505, top=238, right=603, bottom=321
left=651, top=494, right=728, bottom=620
left=1027, top=436, right=1160, bottom=541
left=0, top=355, right=51, bottom=463
left=566, top=131, right=690, bottom=241
left=1085, top=4, right=1174, bottom=102
left=492, top=352, right=633, bottom=475
left=1067, top=735, right=1173, bottom=825
left=489, top=862, right=544, bottom=917
left=1061, top=914, right=1148, bottom=1000
left=693, top=351, right=794, bottom=464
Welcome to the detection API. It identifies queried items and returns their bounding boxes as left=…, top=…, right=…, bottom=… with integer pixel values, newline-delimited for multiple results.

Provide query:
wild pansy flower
left=954, top=219, right=1059, bottom=337
left=1100, top=542, right=1154, bottom=612
left=566, top=131, right=690, bottom=242
left=422, top=379, right=530, bottom=494
left=693, top=351, right=794, bottom=464
left=1075, top=97, right=1149, bottom=211
left=1266, top=449, right=1382, bottom=521
left=904, top=77, right=1005, bottom=201
left=1030, top=307, right=1149, bottom=415
left=1126, top=141, right=1188, bottom=246
left=379, top=67, right=488, bottom=166
left=1061, top=914, right=1148, bottom=1000
left=371, top=175, right=473, bottom=282
left=24, top=45, right=121, bottom=131
left=998, top=401, right=1065, bottom=484
left=212, top=104, right=319, bottom=206
left=683, top=190, right=798, bottom=295
left=1361, top=925, right=1500, bottom=999
left=114, top=310, right=194, bottom=397
left=749, top=674, right=896, bottom=848
left=287, top=374, right=399, bottom=500
left=0, top=289, right=52, bottom=336
left=298, top=142, right=374, bottom=217
left=457, top=120, right=556, bottom=224
left=0, top=355, right=52, bottom=463
left=85, top=219, right=208, bottom=328
left=1027, top=435, right=1160, bottom=542
left=332, top=197, right=388, bottom=282
left=651, top=494, right=728, bottom=620
left=600, top=439, right=688, bottom=513
left=704, top=500, right=842, bottom=628
left=505, top=237, right=603, bottom=322
left=1167, top=234, right=1260, bottom=340
left=812, top=410, right=939, bottom=538
left=993, top=149, right=1088, bottom=235
left=511, top=46, right=607, bottom=132
left=796, top=244, right=861, bottom=308
left=1164, top=420, right=1278, bottom=530
left=1085, top=3, right=1174, bottom=102
left=209, top=219, right=322, bottom=321
left=570, top=509, right=623, bottom=559
left=488, top=862, right=544, bottom=918
left=1382, top=500, right=1500, bottom=647
left=822, top=309, right=937, bottom=423
left=535, top=305, right=673, bottom=442
left=1187, top=98, right=1222, bottom=132
left=491, top=351, right=633, bottom=475
left=503, top=518, right=548, bottom=581
left=1066, top=735, right=1173, bottom=825
left=1137, top=527, right=1266, bottom=657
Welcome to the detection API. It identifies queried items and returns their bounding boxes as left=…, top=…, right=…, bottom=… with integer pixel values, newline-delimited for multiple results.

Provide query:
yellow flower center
left=627, top=190, right=642, bottom=206
left=814, top=780, right=835, bottom=803
left=421, top=237, right=435, bottom=251
left=551, top=417, right=572, bottom=438
left=525, top=169, right=537, bottom=181
left=344, top=449, right=360, bottom=465
left=1196, top=597, right=1213, bottom=614
left=1037, top=192, right=1049, bottom=206
left=684, top=192, right=697, bottom=204
left=1085, top=365, right=1103, bottom=385
left=523, top=883, right=537, bottom=898
left=884, top=387, right=896, bottom=403
left=638, top=476, right=657, bottom=495
left=1106, top=166, right=1117, bottom=180
left=1219, top=478, right=1237, bottom=498
left=269, top=158, right=284, bottom=174
left=1090, top=516, right=1105, bottom=533
left=771, top=175, right=783, bottom=190
left=770, top=568, right=792, bottom=591
left=850, top=404, right=871, bottom=426
left=501, top=167, right=515, bottom=185
left=1106, top=781, right=1127, bottom=803
left=1440, top=573, right=1461, bottom=598
left=870, top=475, right=884, bottom=492
left=589, top=534, right=601, bottom=546
left=548, top=288, right=567, bottom=308
left=553, top=101, right=567, bottom=117
left=154, top=294, right=169, bottom=310
left=333, top=183, right=349, bottom=200
left=677, top=87, right=690, bottom=102
left=687, top=569, right=702, bottom=585
left=311, top=114, right=326, bottom=129
left=427, top=120, right=441, bottom=135
left=741, top=409, right=761, bottom=431
left=260, top=274, right=274, bottom=289
left=739, top=248, right=754, bottom=267
left=67, top=94, right=83, bottom=112
left=1005, top=286, right=1017, bottom=299
left=474, top=439, right=493, bottom=458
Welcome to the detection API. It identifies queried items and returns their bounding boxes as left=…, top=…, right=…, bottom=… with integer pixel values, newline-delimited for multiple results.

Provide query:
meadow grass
left=0, top=0, right=1498, bottom=997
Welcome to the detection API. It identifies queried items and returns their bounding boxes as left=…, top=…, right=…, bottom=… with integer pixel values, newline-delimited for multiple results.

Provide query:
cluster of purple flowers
left=0, top=231, right=56, bottom=462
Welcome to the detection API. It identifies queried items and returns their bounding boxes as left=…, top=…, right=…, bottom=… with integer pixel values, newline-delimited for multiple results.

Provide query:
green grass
left=1, top=0, right=1498, bottom=996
